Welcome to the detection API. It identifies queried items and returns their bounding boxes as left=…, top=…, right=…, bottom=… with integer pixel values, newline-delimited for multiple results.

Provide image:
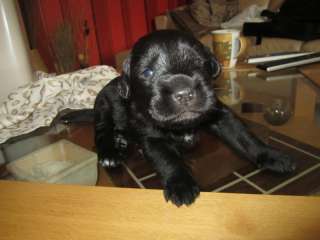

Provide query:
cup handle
left=236, top=36, right=248, bottom=58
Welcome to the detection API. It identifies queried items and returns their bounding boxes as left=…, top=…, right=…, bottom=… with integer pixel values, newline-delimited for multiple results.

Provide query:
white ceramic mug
left=211, top=29, right=247, bottom=68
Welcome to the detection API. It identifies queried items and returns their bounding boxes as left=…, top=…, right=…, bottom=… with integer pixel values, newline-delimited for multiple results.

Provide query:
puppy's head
left=121, top=30, right=220, bottom=128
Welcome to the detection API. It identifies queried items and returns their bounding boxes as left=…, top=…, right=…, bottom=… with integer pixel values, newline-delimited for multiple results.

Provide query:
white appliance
left=0, top=0, right=34, bottom=104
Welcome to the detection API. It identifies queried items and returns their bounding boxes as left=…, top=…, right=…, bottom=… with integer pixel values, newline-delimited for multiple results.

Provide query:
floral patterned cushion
left=0, top=65, right=118, bottom=144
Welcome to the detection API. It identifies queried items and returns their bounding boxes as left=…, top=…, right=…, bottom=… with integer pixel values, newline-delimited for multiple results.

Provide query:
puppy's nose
left=173, top=88, right=195, bottom=105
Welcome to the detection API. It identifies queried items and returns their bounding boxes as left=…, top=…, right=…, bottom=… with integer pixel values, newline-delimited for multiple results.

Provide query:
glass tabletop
left=1, top=65, right=319, bottom=194
left=215, top=66, right=320, bottom=153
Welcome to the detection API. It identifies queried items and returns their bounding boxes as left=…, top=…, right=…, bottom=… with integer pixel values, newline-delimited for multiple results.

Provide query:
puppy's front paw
left=99, top=157, right=122, bottom=168
left=164, top=172, right=200, bottom=207
left=257, top=149, right=296, bottom=173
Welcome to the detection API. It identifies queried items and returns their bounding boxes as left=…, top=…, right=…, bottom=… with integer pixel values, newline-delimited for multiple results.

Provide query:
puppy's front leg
left=142, top=137, right=200, bottom=206
left=207, top=104, right=296, bottom=173
left=94, top=79, right=128, bottom=168
left=95, top=112, right=128, bottom=168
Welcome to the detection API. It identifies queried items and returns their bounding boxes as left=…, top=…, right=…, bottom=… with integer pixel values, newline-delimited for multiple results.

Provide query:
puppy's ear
left=118, top=55, right=131, bottom=99
left=204, top=47, right=221, bottom=79
left=209, top=56, right=221, bottom=79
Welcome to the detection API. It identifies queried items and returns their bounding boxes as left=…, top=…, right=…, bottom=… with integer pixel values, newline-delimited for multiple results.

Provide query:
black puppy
left=94, top=30, right=295, bottom=206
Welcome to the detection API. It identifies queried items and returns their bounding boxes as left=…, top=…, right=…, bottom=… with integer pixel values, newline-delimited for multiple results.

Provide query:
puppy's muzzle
left=166, top=74, right=200, bottom=107
left=172, top=88, right=196, bottom=106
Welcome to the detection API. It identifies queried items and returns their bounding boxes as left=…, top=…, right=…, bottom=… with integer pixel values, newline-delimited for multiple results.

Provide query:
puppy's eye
left=142, top=68, right=154, bottom=78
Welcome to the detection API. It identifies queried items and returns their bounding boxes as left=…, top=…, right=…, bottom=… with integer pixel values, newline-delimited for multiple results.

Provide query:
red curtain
left=29, top=0, right=188, bottom=72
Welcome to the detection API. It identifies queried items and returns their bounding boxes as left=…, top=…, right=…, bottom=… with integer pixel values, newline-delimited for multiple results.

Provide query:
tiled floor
left=1, top=123, right=320, bottom=196
left=105, top=138, right=320, bottom=195
left=63, top=124, right=320, bottom=196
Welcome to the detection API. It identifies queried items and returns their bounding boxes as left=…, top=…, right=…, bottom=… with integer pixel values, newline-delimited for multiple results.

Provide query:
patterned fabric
left=0, top=65, right=118, bottom=144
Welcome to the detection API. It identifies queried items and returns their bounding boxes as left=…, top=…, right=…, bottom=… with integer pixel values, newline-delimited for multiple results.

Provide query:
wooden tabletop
left=0, top=180, right=319, bottom=240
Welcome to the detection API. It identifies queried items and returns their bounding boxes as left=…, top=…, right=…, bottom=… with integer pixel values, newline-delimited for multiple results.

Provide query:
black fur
left=94, top=30, right=295, bottom=206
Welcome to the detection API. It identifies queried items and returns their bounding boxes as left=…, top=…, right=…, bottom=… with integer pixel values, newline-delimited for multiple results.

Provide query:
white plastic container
left=7, top=140, right=98, bottom=185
